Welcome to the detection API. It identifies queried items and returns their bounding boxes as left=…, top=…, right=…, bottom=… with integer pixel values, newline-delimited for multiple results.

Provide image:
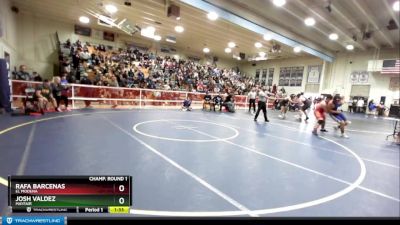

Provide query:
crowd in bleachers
left=56, top=39, right=255, bottom=95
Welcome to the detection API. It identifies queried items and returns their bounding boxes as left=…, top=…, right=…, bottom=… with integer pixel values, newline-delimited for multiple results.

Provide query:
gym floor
left=0, top=109, right=399, bottom=217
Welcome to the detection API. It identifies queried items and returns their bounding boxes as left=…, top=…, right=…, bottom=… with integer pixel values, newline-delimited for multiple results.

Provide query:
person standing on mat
left=327, top=94, right=349, bottom=138
left=247, top=88, right=256, bottom=114
left=279, top=94, right=295, bottom=119
left=297, top=92, right=311, bottom=122
left=312, top=95, right=331, bottom=135
left=254, top=87, right=269, bottom=122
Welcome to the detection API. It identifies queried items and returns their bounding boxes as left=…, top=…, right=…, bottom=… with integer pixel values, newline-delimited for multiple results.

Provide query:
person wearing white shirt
left=357, top=98, right=365, bottom=113
left=248, top=88, right=257, bottom=113
left=254, top=88, right=269, bottom=122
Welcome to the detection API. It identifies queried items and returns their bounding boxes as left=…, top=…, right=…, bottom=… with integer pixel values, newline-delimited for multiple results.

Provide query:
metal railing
left=11, top=80, right=261, bottom=110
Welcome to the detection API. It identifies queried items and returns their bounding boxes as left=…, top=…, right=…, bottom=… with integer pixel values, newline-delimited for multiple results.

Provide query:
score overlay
left=8, top=176, right=132, bottom=214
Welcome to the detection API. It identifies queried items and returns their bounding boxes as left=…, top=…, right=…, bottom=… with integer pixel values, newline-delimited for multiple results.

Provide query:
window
left=261, top=69, right=268, bottom=85
left=268, top=68, right=274, bottom=86
left=279, top=67, right=304, bottom=87
left=255, top=69, right=260, bottom=84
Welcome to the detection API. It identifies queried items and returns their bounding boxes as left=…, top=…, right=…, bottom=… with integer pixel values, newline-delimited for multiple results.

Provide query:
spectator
left=203, top=91, right=212, bottom=110
left=349, top=98, right=357, bottom=113
left=377, top=102, right=386, bottom=116
left=272, top=84, right=277, bottom=95
left=357, top=97, right=365, bottom=113
left=52, top=76, right=70, bottom=112
left=35, top=79, right=57, bottom=111
left=211, top=93, right=223, bottom=112
left=80, top=73, right=93, bottom=108
left=32, top=72, right=43, bottom=82
left=182, top=97, right=192, bottom=111
left=109, top=76, right=119, bottom=108
left=13, top=65, right=32, bottom=81
left=368, top=99, right=377, bottom=116
left=223, top=93, right=235, bottom=113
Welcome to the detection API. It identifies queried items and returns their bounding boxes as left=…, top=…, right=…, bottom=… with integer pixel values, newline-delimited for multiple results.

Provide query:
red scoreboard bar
left=8, top=176, right=132, bottom=214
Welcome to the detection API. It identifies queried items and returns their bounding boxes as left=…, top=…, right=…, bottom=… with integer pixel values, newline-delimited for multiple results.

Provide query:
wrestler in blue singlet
left=329, top=97, right=347, bottom=122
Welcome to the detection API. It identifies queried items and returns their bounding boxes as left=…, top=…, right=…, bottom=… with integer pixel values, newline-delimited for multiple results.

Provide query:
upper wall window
left=279, top=67, right=304, bottom=87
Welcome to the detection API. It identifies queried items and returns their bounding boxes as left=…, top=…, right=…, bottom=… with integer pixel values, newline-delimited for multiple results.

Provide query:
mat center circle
left=133, top=119, right=239, bottom=142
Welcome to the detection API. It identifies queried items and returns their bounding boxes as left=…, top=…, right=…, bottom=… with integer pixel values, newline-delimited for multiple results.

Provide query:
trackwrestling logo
left=2, top=216, right=64, bottom=224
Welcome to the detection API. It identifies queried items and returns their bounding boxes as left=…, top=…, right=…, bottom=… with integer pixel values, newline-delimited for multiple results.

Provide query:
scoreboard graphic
left=8, top=176, right=132, bottom=214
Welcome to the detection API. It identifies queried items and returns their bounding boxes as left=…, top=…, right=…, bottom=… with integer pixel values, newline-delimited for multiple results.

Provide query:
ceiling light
left=259, top=52, right=266, bottom=57
left=329, top=33, right=338, bottom=40
left=394, top=1, right=399, bottom=11
left=175, top=25, right=184, bottom=33
left=304, top=17, right=316, bottom=26
left=293, top=46, right=302, bottom=53
left=207, top=12, right=219, bottom=21
left=225, top=48, right=232, bottom=53
left=166, top=38, right=176, bottom=43
left=153, top=35, right=161, bottom=41
left=203, top=47, right=210, bottom=53
left=79, top=16, right=90, bottom=24
left=263, top=34, right=272, bottom=41
left=147, top=26, right=155, bottom=33
left=255, top=42, right=262, bottom=48
left=105, top=4, right=118, bottom=14
left=141, top=26, right=156, bottom=39
left=176, top=17, right=181, bottom=20
left=346, top=44, right=354, bottom=50
left=272, top=0, right=286, bottom=7
left=228, top=42, right=236, bottom=48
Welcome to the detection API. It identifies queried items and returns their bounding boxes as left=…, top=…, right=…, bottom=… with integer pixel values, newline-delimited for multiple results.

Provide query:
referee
left=247, top=88, right=256, bottom=114
left=254, top=87, right=269, bottom=122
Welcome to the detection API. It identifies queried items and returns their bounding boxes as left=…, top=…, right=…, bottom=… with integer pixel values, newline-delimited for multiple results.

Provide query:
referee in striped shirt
left=254, top=87, right=269, bottom=122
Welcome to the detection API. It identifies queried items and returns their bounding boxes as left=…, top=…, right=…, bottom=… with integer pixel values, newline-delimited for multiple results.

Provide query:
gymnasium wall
left=239, top=56, right=323, bottom=94
left=0, top=0, right=18, bottom=70
left=322, top=49, right=400, bottom=108
left=239, top=48, right=400, bottom=108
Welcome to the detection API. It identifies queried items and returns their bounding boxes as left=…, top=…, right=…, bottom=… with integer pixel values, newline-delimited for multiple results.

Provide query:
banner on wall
left=389, top=77, right=400, bottom=90
left=74, top=25, right=91, bottom=37
left=350, top=71, right=369, bottom=83
left=307, top=65, right=322, bottom=83
left=358, top=71, right=369, bottom=83
left=350, top=71, right=359, bottom=83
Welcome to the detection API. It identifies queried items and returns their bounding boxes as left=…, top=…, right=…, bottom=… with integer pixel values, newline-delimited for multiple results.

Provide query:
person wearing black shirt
left=203, top=91, right=212, bottom=111
left=34, top=80, right=57, bottom=112
left=223, top=93, right=235, bottom=113
left=211, top=93, right=223, bottom=112
left=32, top=72, right=43, bottom=82
left=13, top=65, right=32, bottom=81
